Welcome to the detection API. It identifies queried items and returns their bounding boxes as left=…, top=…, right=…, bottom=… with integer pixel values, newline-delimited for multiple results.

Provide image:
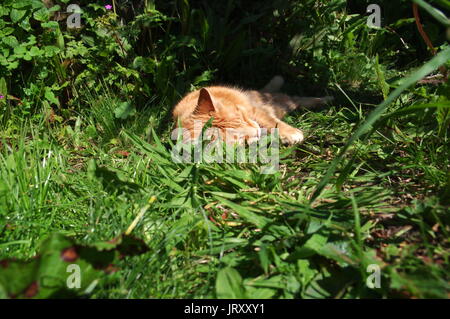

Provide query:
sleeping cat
left=172, top=76, right=332, bottom=145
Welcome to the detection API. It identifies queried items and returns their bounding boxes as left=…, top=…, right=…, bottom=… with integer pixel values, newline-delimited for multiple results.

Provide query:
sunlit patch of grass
left=1, top=81, right=448, bottom=298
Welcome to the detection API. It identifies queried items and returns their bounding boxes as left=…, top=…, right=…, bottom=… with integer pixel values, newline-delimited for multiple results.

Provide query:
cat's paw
left=277, top=123, right=304, bottom=144
left=282, top=129, right=304, bottom=144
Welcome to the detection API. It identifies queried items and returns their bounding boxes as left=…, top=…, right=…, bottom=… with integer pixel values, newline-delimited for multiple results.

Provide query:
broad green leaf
left=28, top=46, right=40, bottom=57
left=244, top=287, right=276, bottom=299
left=10, top=9, right=27, bottom=23
left=12, top=0, right=40, bottom=9
left=2, top=36, right=19, bottom=48
left=14, top=45, right=27, bottom=56
left=216, top=267, right=246, bottom=298
left=293, top=233, right=328, bottom=258
left=19, top=15, right=31, bottom=31
left=0, top=6, right=10, bottom=17
left=44, top=88, right=60, bottom=106
left=6, top=61, right=18, bottom=70
left=0, top=233, right=148, bottom=299
left=48, top=5, right=61, bottom=13
left=114, top=101, right=136, bottom=120
left=43, top=45, right=60, bottom=57
left=41, top=21, right=59, bottom=29
left=33, top=7, right=49, bottom=22
left=0, top=27, right=14, bottom=37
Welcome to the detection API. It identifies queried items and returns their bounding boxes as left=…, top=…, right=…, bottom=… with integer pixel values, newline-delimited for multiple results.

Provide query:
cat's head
left=180, top=88, right=261, bottom=144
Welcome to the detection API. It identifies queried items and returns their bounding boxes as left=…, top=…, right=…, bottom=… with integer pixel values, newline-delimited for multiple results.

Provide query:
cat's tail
left=262, top=75, right=285, bottom=93
left=292, top=95, right=334, bottom=108
left=262, top=76, right=333, bottom=107
left=258, top=76, right=333, bottom=117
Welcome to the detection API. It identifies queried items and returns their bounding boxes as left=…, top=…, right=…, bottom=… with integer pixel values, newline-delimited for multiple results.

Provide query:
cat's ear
left=195, top=88, right=216, bottom=114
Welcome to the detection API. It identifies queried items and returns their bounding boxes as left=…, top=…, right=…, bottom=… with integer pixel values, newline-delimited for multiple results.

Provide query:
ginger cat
left=172, top=76, right=332, bottom=145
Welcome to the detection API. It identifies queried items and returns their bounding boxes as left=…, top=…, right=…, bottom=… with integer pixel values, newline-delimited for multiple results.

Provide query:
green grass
left=1, top=77, right=448, bottom=298
left=0, top=0, right=449, bottom=298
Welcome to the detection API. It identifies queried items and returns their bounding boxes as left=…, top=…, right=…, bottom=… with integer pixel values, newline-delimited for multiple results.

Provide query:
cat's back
left=172, top=86, right=249, bottom=120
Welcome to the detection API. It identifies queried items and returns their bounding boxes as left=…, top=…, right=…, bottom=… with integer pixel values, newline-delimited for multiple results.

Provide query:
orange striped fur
left=172, top=76, right=332, bottom=144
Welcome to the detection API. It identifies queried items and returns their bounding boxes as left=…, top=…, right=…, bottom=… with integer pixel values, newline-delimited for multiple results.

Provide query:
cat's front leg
left=250, top=107, right=304, bottom=144
left=253, top=114, right=304, bottom=144
left=276, top=121, right=304, bottom=144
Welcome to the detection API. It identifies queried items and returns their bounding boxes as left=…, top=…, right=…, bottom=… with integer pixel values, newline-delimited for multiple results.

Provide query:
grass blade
left=310, top=46, right=450, bottom=202
left=413, top=0, right=450, bottom=26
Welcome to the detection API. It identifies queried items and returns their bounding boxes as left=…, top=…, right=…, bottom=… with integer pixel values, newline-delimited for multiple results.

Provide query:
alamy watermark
left=63, top=3, right=382, bottom=29
left=58, top=3, right=113, bottom=29
left=66, top=264, right=81, bottom=289
left=170, top=121, right=280, bottom=174
left=366, top=264, right=381, bottom=289
left=367, top=4, right=382, bottom=28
